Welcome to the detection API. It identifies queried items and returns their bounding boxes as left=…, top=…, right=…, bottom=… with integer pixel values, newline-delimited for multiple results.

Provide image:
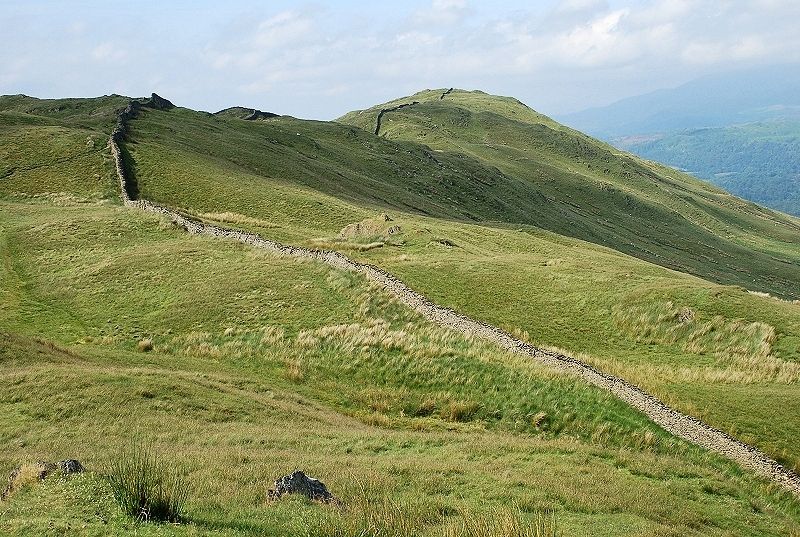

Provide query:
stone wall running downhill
left=108, top=99, right=800, bottom=498
left=440, top=88, right=454, bottom=100
left=374, top=101, right=419, bottom=135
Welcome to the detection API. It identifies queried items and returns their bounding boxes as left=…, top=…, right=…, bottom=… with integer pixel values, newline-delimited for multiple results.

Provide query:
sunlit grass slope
left=342, top=89, right=800, bottom=300
left=0, top=94, right=127, bottom=201
left=1, top=94, right=799, bottom=534
left=1, top=200, right=799, bottom=536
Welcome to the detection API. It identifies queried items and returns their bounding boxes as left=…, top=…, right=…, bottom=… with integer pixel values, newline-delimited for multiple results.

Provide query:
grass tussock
left=106, top=440, right=189, bottom=523
left=613, top=300, right=775, bottom=359
left=612, top=300, right=800, bottom=382
left=1, top=463, right=46, bottom=501
left=311, top=488, right=558, bottom=537
left=137, top=338, right=153, bottom=352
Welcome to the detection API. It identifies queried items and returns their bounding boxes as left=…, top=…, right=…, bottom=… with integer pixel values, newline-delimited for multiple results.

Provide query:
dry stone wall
left=108, top=100, right=800, bottom=497
left=374, top=101, right=419, bottom=135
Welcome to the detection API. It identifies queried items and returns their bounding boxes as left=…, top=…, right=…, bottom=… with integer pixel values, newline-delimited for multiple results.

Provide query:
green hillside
left=1, top=191, right=799, bottom=537
left=340, top=89, right=800, bottom=300
left=1, top=92, right=800, bottom=534
left=616, top=119, right=800, bottom=216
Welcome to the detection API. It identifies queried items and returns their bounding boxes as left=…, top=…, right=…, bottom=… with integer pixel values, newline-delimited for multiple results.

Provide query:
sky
left=2, top=0, right=800, bottom=120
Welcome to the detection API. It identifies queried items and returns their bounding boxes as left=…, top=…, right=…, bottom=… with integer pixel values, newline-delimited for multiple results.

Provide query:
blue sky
left=2, top=0, right=799, bottom=119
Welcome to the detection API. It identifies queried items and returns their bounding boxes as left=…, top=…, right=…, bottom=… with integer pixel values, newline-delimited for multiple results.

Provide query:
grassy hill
left=116, top=92, right=800, bottom=472
left=1, top=92, right=800, bottom=534
left=339, top=89, right=800, bottom=300
left=616, top=118, right=800, bottom=216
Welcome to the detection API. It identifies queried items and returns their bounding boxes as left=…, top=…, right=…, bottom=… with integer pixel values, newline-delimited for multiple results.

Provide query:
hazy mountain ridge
left=558, top=65, right=800, bottom=216
left=558, top=64, right=800, bottom=138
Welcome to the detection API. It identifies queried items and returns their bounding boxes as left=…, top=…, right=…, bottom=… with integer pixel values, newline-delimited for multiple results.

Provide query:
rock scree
left=108, top=96, right=800, bottom=498
left=268, top=470, right=336, bottom=503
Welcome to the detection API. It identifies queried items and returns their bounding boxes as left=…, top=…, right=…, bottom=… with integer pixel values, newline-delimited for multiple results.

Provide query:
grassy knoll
left=1, top=200, right=799, bottom=536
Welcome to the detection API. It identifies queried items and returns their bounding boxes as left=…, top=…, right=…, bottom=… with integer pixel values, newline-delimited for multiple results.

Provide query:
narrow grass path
left=109, top=101, right=800, bottom=498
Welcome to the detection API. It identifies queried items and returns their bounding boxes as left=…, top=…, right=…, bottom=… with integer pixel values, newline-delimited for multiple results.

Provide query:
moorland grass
left=1, top=201, right=799, bottom=535
left=111, top=97, right=800, bottom=472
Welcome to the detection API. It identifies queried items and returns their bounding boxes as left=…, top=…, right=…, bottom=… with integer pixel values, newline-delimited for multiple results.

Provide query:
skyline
left=2, top=0, right=799, bottom=120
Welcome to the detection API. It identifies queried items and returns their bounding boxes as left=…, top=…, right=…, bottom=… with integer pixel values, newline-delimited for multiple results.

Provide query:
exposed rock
left=340, top=215, right=401, bottom=239
left=1, top=466, right=20, bottom=500
left=268, top=470, right=336, bottom=503
left=244, top=109, right=279, bottom=121
left=213, top=106, right=279, bottom=120
left=1, top=460, right=83, bottom=501
left=58, top=459, right=85, bottom=474
left=146, top=93, right=175, bottom=110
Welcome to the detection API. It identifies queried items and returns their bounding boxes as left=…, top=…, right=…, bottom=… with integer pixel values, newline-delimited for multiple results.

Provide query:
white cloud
left=4, top=1, right=800, bottom=118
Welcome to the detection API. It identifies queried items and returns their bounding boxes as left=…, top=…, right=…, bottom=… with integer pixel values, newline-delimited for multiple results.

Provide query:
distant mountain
left=558, top=64, right=800, bottom=216
left=559, top=64, right=800, bottom=139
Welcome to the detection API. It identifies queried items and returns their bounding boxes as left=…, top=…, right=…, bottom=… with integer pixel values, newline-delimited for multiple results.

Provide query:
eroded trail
left=108, top=99, right=800, bottom=497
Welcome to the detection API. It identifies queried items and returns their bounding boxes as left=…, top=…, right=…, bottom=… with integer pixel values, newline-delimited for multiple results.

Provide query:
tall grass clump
left=106, top=440, right=190, bottom=523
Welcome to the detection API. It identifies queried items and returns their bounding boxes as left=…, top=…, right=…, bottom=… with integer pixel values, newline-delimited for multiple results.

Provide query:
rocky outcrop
left=215, top=107, right=279, bottom=120
left=58, top=459, right=85, bottom=474
left=108, top=99, right=800, bottom=498
left=244, top=109, right=278, bottom=121
left=374, top=101, right=419, bottom=135
left=146, top=93, right=175, bottom=110
left=268, top=470, right=336, bottom=503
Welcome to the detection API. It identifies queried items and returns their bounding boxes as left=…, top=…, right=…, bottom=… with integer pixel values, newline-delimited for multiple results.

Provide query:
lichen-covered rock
left=268, top=470, right=336, bottom=503
left=58, top=459, right=85, bottom=474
